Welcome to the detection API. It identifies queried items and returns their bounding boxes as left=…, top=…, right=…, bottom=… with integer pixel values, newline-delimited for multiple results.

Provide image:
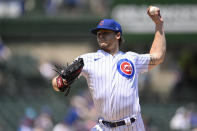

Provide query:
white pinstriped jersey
left=79, top=50, right=150, bottom=130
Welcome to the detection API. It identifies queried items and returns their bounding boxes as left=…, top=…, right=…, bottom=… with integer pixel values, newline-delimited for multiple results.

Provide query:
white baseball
left=149, top=6, right=159, bottom=15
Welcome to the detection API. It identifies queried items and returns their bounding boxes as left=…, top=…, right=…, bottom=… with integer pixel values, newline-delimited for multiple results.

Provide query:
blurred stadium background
left=0, top=0, right=197, bottom=131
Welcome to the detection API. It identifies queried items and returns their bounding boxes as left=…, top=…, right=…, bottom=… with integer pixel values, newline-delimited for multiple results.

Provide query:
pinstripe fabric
left=79, top=50, right=150, bottom=131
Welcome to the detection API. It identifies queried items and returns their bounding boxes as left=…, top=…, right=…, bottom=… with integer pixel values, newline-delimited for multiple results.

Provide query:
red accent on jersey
left=120, top=62, right=133, bottom=75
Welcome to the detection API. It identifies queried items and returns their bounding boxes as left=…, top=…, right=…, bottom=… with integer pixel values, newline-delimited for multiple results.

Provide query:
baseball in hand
left=149, top=6, right=159, bottom=15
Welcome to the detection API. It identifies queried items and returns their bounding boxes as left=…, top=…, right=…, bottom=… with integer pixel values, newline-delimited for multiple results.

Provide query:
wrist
left=155, top=23, right=164, bottom=33
left=52, top=76, right=60, bottom=92
left=155, top=23, right=163, bottom=28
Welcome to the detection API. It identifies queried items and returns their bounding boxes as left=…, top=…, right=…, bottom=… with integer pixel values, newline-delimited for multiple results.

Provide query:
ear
left=116, top=32, right=121, bottom=40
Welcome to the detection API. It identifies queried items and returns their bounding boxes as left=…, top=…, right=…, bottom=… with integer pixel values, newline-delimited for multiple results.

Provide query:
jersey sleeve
left=127, top=52, right=151, bottom=74
left=135, top=53, right=151, bottom=73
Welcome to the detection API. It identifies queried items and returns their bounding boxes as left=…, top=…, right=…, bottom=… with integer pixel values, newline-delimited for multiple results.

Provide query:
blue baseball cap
left=91, top=19, right=122, bottom=35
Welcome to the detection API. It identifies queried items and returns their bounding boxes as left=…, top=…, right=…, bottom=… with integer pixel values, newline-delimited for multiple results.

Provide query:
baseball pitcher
left=52, top=6, right=166, bottom=131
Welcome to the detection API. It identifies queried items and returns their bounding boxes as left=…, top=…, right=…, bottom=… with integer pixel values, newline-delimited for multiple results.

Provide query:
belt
left=98, top=117, right=136, bottom=128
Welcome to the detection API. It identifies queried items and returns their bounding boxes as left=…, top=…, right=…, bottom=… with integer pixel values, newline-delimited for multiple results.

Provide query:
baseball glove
left=53, top=58, right=84, bottom=96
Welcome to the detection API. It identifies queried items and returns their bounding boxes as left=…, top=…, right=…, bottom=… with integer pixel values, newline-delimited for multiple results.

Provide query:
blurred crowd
left=0, top=0, right=110, bottom=18
left=0, top=37, right=11, bottom=61
left=170, top=104, right=197, bottom=131
left=18, top=90, right=97, bottom=131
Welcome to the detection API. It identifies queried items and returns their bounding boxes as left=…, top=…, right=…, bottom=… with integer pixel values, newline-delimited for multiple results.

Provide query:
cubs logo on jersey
left=117, top=59, right=135, bottom=78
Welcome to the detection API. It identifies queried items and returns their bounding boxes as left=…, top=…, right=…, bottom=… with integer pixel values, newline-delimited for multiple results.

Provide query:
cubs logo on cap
left=91, top=19, right=122, bottom=35
left=117, top=59, right=135, bottom=78
left=99, top=20, right=104, bottom=26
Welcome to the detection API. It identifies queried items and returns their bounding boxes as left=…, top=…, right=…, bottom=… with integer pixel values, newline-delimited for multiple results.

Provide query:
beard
left=97, top=38, right=111, bottom=49
left=98, top=42, right=111, bottom=51
left=99, top=41, right=108, bottom=48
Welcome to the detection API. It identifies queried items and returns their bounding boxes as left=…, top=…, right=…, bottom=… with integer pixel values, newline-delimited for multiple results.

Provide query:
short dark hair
left=115, top=32, right=124, bottom=46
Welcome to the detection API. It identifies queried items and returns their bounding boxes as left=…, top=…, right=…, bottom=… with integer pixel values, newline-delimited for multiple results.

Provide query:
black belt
left=99, top=117, right=136, bottom=128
